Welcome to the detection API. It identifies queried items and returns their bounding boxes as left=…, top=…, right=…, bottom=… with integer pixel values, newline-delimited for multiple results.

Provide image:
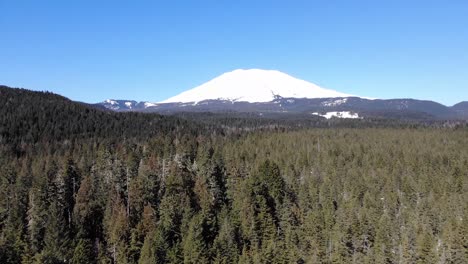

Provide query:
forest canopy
left=0, top=86, right=467, bottom=263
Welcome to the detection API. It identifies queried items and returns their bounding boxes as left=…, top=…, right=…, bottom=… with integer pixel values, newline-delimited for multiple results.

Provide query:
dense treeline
left=0, top=86, right=212, bottom=146
left=1, top=86, right=466, bottom=146
left=0, top=87, right=467, bottom=263
left=1, top=129, right=467, bottom=263
left=170, top=111, right=468, bottom=131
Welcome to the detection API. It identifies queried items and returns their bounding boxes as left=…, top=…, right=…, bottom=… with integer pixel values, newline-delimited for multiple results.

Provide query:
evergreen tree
left=415, top=229, right=436, bottom=264
left=183, top=214, right=210, bottom=263
left=71, top=239, right=95, bottom=264
left=40, top=200, right=71, bottom=263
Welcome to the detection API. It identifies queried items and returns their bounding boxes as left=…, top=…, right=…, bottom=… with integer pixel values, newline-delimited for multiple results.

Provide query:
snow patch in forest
left=312, top=111, right=361, bottom=119
left=321, top=98, right=348, bottom=107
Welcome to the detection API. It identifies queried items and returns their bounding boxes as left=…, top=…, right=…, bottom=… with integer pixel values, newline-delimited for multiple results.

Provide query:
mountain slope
left=452, top=101, right=468, bottom=109
left=0, top=86, right=202, bottom=145
left=160, top=69, right=353, bottom=103
left=91, top=68, right=466, bottom=120
left=452, top=101, right=468, bottom=117
left=97, top=96, right=463, bottom=120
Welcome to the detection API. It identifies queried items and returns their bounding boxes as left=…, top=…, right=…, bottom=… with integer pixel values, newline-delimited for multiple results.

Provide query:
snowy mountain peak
left=100, top=99, right=138, bottom=111
left=160, top=69, right=354, bottom=103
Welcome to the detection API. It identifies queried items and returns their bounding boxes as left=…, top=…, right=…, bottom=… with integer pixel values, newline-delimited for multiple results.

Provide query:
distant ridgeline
left=1, top=86, right=466, bottom=149
left=97, top=96, right=468, bottom=120
left=0, top=85, right=209, bottom=145
left=95, top=69, right=468, bottom=120
left=0, top=85, right=467, bottom=263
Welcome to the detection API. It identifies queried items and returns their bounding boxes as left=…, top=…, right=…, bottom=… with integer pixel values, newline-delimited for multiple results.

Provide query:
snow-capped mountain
left=99, top=99, right=139, bottom=111
left=95, top=69, right=467, bottom=120
left=160, top=69, right=353, bottom=103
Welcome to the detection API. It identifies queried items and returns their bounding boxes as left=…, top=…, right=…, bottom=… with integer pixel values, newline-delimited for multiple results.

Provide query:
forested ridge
left=0, top=86, right=467, bottom=263
left=0, top=86, right=212, bottom=146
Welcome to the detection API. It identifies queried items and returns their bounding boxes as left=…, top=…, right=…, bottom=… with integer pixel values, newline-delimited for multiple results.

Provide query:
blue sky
left=1, top=0, right=467, bottom=105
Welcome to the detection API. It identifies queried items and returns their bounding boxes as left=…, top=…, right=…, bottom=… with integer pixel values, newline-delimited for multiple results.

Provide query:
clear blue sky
left=1, top=0, right=467, bottom=105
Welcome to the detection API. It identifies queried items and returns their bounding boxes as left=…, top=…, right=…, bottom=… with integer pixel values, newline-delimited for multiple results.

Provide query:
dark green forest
left=0, top=86, right=467, bottom=263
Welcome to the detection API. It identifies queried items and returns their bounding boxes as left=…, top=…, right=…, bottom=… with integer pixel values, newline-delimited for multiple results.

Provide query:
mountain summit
left=160, top=69, right=353, bottom=103
left=95, top=69, right=466, bottom=120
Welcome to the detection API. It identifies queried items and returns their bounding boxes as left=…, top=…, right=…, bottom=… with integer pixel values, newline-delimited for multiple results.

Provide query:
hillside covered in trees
left=0, top=86, right=467, bottom=263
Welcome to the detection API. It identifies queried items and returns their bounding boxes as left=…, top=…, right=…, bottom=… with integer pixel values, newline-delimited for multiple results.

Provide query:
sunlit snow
left=144, top=102, right=157, bottom=108
left=105, top=99, right=118, bottom=105
left=160, top=69, right=354, bottom=103
left=321, top=98, right=348, bottom=107
left=312, top=111, right=361, bottom=119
